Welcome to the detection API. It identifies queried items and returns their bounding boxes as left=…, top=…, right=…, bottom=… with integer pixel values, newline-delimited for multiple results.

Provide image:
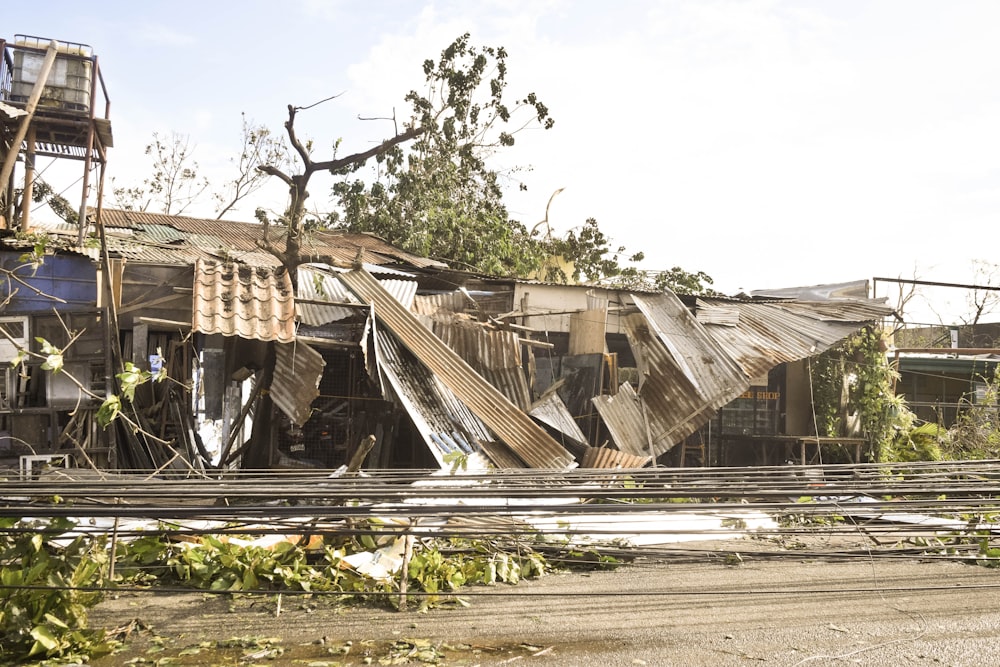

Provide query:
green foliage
left=37, top=337, right=64, bottom=374
left=946, top=379, right=1000, bottom=459
left=24, top=179, right=79, bottom=225
left=407, top=538, right=548, bottom=608
left=115, top=526, right=551, bottom=611
left=0, top=517, right=114, bottom=662
left=810, top=326, right=904, bottom=461
left=96, top=360, right=167, bottom=428
left=14, top=232, right=52, bottom=270
left=442, top=449, right=469, bottom=473
left=883, top=420, right=947, bottom=462
left=116, top=533, right=331, bottom=594
left=977, top=536, right=1000, bottom=568
left=332, top=33, right=554, bottom=277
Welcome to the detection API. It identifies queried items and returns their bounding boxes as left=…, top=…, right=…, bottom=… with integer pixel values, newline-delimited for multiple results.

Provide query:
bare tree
left=964, top=260, right=1000, bottom=327
left=256, top=99, right=422, bottom=272
left=213, top=113, right=289, bottom=220
left=112, top=131, right=209, bottom=215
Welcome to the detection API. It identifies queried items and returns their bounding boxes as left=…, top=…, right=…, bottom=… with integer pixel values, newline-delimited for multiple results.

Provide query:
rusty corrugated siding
left=191, top=259, right=296, bottom=343
left=341, top=268, right=576, bottom=469
left=591, top=382, right=650, bottom=457
left=580, top=446, right=651, bottom=469
left=426, top=317, right=531, bottom=410
left=271, top=341, right=325, bottom=426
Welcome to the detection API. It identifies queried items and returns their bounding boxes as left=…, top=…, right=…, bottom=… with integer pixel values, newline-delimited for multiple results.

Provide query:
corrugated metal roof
left=297, top=265, right=363, bottom=325
left=297, top=265, right=419, bottom=326
left=340, top=268, right=576, bottom=469
left=96, top=209, right=447, bottom=269
left=751, top=280, right=874, bottom=301
left=632, top=292, right=748, bottom=399
left=133, top=223, right=188, bottom=244
left=696, top=298, right=892, bottom=380
left=623, top=311, right=745, bottom=456
left=191, top=259, right=296, bottom=343
left=373, top=325, right=493, bottom=470
left=413, top=291, right=476, bottom=316
left=271, top=341, right=325, bottom=426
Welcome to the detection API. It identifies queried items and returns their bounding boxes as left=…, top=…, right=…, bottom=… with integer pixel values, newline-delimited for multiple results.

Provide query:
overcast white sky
left=7, top=1, right=1000, bottom=324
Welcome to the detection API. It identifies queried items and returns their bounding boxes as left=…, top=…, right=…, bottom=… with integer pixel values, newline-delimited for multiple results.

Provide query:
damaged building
left=0, top=209, right=894, bottom=473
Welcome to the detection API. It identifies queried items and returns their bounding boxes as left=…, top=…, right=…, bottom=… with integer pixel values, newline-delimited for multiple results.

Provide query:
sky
left=6, top=1, right=1000, bottom=326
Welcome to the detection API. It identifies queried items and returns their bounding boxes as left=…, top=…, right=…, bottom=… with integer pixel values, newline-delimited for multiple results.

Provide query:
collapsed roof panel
left=696, top=298, right=893, bottom=380
left=623, top=311, right=738, bottom=456
left=579, top=446, right=651, bottom=469
left=591, top=382, right=649, bottom=457
left=373, top=325, right=494, bottom=470
left=271, top=341, right=325, bottom=427
left=530, top=391, right=589, bottom=448
left=631, top=292, right=749, bottom=394
left=426, top=316, right=532, bottom=411
left=340, top=268, right=577, bottom=469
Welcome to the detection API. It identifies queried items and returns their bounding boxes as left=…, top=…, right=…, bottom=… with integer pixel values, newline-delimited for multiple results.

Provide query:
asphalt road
left=90, top=543, right=1000, bottom=667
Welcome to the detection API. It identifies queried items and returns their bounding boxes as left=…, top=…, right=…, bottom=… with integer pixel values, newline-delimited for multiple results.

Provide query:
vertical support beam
left=21, top=125, right=35, bottom=231
left=78, top=55, right=102, bottom=245
left=133, top=323, right=149, bottom=370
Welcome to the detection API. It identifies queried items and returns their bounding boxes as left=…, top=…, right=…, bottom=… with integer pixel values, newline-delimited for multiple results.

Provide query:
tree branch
left=257, top=164, right=294, bottom=187
left=312, top=125, right=425, bottom=173
left=284, top=105, right=314, bottom=167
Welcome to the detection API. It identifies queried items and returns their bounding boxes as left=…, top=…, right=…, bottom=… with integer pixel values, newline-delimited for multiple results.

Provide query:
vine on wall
left=810, top=326, right=901, bottom=461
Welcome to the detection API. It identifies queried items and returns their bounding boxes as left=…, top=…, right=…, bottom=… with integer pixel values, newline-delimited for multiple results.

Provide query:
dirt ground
left=87, top=537, right=1000, bottom=667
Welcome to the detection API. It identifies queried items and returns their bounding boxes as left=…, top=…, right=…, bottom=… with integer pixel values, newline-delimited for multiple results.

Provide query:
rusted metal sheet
left=591, top=382, right=650, bottom=457
left=88, top=209, right=447, bottom=269
left=695, top=297, right=893, bottom=380
left=373, top=326, right=493, bottom=470
left=751, top=280, right=874, bottom=301
left=426, top=317, right=531, bottom=410
left=191, top=259, right=295, bottom=343
left=623, top=311, right=745, bottom=456
left=271, top=341, right=325, bottom=426
left=632, top=292, right=748, bottom=399
left=413, top=291, right=475, bottom=316
left=580, top=446, right=651, bottom=469
left=340, top=268, right=576, bottom=469
left=296, top=265, right=419, bottom=327
left=296, top=265, right=360, bottom=325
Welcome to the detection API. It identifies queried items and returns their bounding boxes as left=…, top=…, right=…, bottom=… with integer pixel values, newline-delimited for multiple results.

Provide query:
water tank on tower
left=10, top=35, right=93, bottom=113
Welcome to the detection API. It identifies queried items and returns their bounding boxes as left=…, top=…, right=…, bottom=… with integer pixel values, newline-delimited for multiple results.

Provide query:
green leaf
left=97, top=395, right=122, bottom=427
